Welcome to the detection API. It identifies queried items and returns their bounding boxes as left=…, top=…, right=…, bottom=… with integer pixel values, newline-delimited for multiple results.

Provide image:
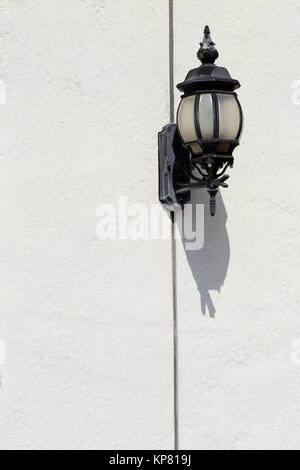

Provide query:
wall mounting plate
left=158, top=124, right=190, bottom=211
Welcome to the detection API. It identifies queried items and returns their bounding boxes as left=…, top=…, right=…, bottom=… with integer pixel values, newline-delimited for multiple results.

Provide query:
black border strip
left=183, top=89, right=237, bottom=97
left=194, top=94, right=202, bottom=140
left=235, top=96, right=243, bottom=140
left=212, top=93, right=219, bottom=139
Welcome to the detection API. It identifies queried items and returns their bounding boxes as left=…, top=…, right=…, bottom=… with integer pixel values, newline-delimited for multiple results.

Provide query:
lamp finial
left=197, top=25, right=219, bottom=64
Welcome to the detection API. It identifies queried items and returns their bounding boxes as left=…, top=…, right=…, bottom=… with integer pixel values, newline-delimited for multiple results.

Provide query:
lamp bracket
left=158, top=124, right=234, bottom=216
left=158, top=124, right=190, bottom=211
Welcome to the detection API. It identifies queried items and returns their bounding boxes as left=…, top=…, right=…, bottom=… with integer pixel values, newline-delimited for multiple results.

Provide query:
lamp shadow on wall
left=179, top=189, right=230, bottom=317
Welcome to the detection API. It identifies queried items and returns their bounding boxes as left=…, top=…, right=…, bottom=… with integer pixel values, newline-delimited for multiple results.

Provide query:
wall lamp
left=158, top=26, right=243, bottom=216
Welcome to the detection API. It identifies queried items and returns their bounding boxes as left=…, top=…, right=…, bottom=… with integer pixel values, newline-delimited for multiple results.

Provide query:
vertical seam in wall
left=169, top=0, right=179, bottom=451
left=169, top=0, right=174, bottom=124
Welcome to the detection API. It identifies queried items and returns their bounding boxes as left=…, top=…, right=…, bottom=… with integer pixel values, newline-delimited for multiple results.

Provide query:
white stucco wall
left=0, top=0, right=299, bottom=450
left=0, top=0, right=173, bottom=449
left=174, top=0, right=300, bottom=450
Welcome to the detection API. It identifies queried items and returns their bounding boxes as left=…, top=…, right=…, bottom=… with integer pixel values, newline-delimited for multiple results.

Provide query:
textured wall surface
left=0, top=0, right=299, bottom=450
left=174, top=0, right=300, bottom=450
left=0, top=0, right=173, bottom=449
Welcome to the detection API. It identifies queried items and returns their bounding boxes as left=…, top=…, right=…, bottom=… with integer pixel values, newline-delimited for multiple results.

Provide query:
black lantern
left=158, top=26, right=243, bottom=216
